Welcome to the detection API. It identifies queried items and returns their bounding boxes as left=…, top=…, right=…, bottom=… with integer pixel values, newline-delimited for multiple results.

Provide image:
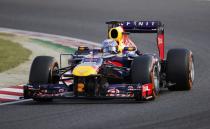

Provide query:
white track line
left=0, top=94, right=22, bottom=100
left=0, top=88, right=23, bottom=93
left=0, top=27, right=101, bottom=48
left=0, top=99, right=32, bottom=106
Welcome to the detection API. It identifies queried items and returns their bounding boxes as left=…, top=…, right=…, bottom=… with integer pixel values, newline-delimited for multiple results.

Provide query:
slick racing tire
left=131, top=55, right=160, bottom=101
left=29, top=56, right=59, bottom=101
left=166, top=48, right=194, bottom=91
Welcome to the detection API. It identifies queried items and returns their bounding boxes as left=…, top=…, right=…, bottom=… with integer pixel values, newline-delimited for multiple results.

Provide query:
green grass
left=0, top=32, right=15, bottom=37
left=31, top=39, right=75, bottom=53
left=0, top=39, right=31, bottom=72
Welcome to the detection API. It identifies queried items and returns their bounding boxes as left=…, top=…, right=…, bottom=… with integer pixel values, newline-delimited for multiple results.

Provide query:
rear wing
left=106, top=21, right=164, bottom=33
left=106, top=21, right=165, bottom=60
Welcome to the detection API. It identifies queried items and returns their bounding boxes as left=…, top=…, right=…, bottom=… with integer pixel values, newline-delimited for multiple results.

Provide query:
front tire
left=131, top=55, right=160, bottom=101
left=29, top=56, right=59, bottom=101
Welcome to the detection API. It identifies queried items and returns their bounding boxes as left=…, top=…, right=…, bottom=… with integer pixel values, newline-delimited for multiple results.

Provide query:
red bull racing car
left=23, top=21, right=195, bottom=101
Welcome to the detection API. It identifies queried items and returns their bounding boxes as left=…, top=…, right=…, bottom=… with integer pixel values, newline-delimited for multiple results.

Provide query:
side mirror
left=78, top=46, right=89, bottom=51
left=123, top=47, right=136, bottom=52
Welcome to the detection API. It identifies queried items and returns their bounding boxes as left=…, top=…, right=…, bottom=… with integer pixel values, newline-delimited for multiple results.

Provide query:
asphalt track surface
left=0, top=0, right=210, bottom=129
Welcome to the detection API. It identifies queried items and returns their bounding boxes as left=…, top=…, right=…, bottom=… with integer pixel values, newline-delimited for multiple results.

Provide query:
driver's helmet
left=102, top=39, right=118, bottom=54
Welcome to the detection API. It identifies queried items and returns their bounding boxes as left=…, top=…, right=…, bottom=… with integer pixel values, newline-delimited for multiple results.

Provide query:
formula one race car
left=23, top=21, right=195, bottom=101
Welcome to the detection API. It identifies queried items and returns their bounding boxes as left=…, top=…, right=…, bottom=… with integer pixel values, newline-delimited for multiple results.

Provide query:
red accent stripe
left=0, top=98, right=16, bottom=102
left=157, top=34, right=164, bottom=60
left=112, top=61, right=123, bottom=67
left=8, top=86, right=23, bottom=89
left=0, top=91, right=23, bottom=96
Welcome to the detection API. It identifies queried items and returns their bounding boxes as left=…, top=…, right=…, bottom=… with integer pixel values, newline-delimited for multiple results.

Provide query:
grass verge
left=31, top=39, right=75, bottom=53
left=0, top=39, right=31, bottom=72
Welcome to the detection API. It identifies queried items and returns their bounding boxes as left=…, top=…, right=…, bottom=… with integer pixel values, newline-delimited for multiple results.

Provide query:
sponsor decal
left=58, top=89, right=65, bottom=93
left=107, top=88, right=120, bottom=94
left=136, top=21, right=157, bottom=28
left=142, top=85, right=150, bottom=92
left=158, top=35, right=163, bottom=45
left=83, top=58, right=100, bottom=63
left=142, top=83, right=153, bottom=97
left=122, top=21, right=135, bottom=29
left=106, top=88, right=120, bottom=97
left=123, top=21, right=158, bottom=29
left=157, top=34, right=164, bottom=60
left=128, top=86, right=134, bottom=91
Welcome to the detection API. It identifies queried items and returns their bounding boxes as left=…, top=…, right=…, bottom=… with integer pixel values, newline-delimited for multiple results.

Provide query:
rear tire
left=131, top=55, right=160, bottom=101
left=166, top=48, right=194, bottom=91
left=29, top=56, right=59, bottom=101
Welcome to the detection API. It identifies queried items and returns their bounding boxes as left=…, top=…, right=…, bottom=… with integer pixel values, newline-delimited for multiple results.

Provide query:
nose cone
left=72, top=65, right=98, bottom=76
